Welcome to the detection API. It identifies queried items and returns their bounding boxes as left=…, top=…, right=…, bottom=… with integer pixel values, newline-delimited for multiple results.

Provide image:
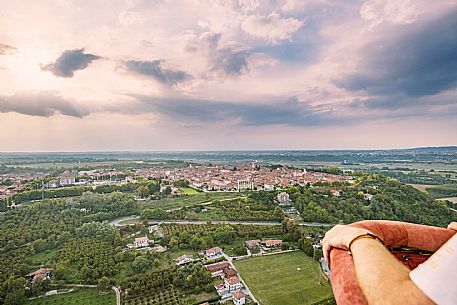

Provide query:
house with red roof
left=26, top=268, right=52, bottom=282
left=224, top=276, right=242, bottom=292
left=134, top=236, right=151, bottom=248
left=205, top=261, right=230, bottom=277
left=205, top=246, right=223, bottom=259
left=262, top=239, right=282, bottom=249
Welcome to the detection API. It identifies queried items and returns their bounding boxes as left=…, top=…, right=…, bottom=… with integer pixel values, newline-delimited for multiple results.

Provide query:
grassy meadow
left=234, top=251, right=332, bottom=305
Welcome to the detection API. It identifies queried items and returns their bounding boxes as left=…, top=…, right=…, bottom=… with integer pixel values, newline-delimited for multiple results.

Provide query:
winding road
left=110, top=215, right=332, bottom=227
left=112, top=286, right=121, bottom=305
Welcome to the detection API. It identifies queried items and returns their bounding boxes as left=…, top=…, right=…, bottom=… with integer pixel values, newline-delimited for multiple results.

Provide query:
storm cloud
left=0, top=91, right=88, bottom=117
left=41, top=48, right=101, bottom=78
left=336, top=9, right=457, bottom=98
left=123, top=60, right=190, bottom=85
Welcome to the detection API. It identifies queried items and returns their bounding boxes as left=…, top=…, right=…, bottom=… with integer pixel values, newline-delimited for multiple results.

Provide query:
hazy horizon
left=1, top=1, right=456, bottom=151
left=2, top=145, right=457, bottom=154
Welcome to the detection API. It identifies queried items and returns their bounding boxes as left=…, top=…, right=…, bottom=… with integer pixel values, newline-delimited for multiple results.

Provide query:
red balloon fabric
left=329, top=220, right=455, bottom=305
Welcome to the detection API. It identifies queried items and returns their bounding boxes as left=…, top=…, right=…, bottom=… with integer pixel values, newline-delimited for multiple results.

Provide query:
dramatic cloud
left=123, top=60, right=190, bottom=85
left=133, top=95, right=337, bottom=127
left=0, top=91, right=88, bottom=117
left=241, top=12, right=304, bottom=44
left=0, top=43, right=17, bottom=55
left=41, top=49, right=101, bottom=78
left=336, top=9, right=457, bottom=98
left=1, top=0, right=457, bottom=150
left=186, top=31, right=249, bottom=77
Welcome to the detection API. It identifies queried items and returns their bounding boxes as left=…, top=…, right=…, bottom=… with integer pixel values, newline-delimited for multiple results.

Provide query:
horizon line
left=1, top=145, right=457, bottom=154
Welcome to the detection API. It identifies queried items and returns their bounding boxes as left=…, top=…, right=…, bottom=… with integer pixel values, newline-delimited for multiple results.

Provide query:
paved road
left=110, top=215, right=331, bottom=227
left=65, top=284, right=97, bottom=288
left=112, top=286, right=121, bottom=305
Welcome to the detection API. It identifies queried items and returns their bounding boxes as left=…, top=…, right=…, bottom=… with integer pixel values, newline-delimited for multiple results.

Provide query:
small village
left=121, top=228, right=322, bottom=305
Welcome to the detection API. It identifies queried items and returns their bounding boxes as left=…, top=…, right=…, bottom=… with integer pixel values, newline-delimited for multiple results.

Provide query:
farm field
left=234, top=252, right=333, bottom=305
left=26, top=288, right=115, bottom=305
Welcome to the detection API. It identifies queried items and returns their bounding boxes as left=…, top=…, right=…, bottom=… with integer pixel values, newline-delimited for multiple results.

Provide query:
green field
left=137, top=192, right=244, bottom=210
left=234, top=252, right=332, bottom=305
left=26, top=289, right=115, bottom=305
left=28, top=249, right=58, bottom=267
left=179, top=187, right=200, bottom=195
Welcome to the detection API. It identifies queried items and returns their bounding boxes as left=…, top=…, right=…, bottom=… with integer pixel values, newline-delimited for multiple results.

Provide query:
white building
left=134, top=236, right=151, bottom=248
left=237, top=179, right=253, bottom=191
left=205, top=247, right=223, bottom=259
left=232, top=291, right=246, bottom=305
left=277, top=192, right=290, bottom=204
left=175, top=254, right=194, bottom=265
left=224, top=276, right=242, bottom=292
left=58, top=172, right=75, bottom=186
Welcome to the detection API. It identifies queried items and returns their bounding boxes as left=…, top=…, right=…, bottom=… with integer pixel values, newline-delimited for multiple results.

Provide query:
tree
left=313, top=248, right=323, bottom=261
left=76, top=221, right=116, bottom=242
left=163, top=186, right=172, bottom=196
left=132, top=256, right=150, bottom=273
left=281, top=242, right=290, bottom=251
left=234, top=245, right=247, bottom=256
left=189, top=236, right=204, bottom=250
left=32, top=239, right=47, bottom=253
left=97, top=276, right=110, bottom=293
left=303, top=239, right=314, bottom=257
left=135, top=186, right=149, bottom=198
left=140, top=208, right=166, bottom=220
left=32, top=277, right=49, bottom=296
left=273, top=207, right=285, bottom=220
left=80, top=266, right=92, bottom=283
left=1, top=276, right=27, bottom=305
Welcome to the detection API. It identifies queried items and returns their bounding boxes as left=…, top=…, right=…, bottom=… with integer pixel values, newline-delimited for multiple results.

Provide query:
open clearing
left=234, top=251, right=332, bottom=305
left=136, top=192, right=244, bottom=211
left=179, top=187, right=200, bottom=194
left=407, top=184, right=433, bottom=192
left=26, top=288, right=115, bottom=305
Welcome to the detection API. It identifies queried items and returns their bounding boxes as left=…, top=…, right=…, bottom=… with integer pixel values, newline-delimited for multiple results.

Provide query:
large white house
left=134, top=236, right=151, bottom=248
left=58, top=172, right=75, bottom=186
left=205, top=246, right=223, bottom=259
left=224, top=276, right=242, bottom=292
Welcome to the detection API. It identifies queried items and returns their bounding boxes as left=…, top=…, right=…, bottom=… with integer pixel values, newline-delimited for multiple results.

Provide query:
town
left=0, top=162, right=352, bottom=206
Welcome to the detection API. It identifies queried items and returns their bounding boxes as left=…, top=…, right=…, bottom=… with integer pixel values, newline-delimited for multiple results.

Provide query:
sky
left=0, top=0, right=456, bottom=151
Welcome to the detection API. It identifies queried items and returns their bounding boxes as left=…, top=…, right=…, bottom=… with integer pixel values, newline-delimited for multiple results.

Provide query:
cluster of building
left=0, top=173, right=35, bottom=201
left=46, top=169, right=133, bottom=189
left=205, top=259, right=246, bottom=304
left=136, top=163, right=352, bottom=192
left=244, top=239, right=283, bottom=251
left=171, top=246, right=248, bottom=304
